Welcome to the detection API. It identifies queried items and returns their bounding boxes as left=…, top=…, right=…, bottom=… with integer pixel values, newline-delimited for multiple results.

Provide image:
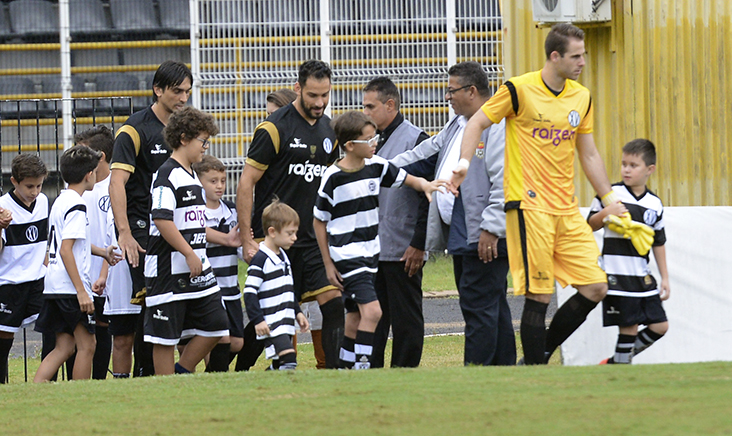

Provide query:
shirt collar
left=376, top=112, right=404, bottom=151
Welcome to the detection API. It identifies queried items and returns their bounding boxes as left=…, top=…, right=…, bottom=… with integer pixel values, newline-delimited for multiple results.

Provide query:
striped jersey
left=588, top=183, right=666, bottom=297
left=243, top=243, right=299, bottom=344
left=82, top=175, right=110, bottom=286
left=0, top=191, right=48, bottom=286
left=45, top=189, right=92, bottom=297
left=313, top=155, right=406, bottom=278
left=481, top=70, right=593, bottom=215
left=145, top=158, right=219, bottom=307
left=204, top=199, right=241, bottom=300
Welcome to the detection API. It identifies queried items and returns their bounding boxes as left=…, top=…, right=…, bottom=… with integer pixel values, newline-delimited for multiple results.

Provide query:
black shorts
left=286, top=244, right=339, bottom=302
left=94, top=296, right=109, bottom=325
left=602, top=294, right=668, bottom=327
left=143, top=292, right=229, bottom=346
left=0, top=278, right=44, bottom=333
left=108, top=313, right=139, bottom=336
left=34, top=296, right=96, bottom=335
left=342, top=272, right=378, bottom=313
left=264, top=334, right=294, bottom=360
left=224, top=298, right=245, bottom=338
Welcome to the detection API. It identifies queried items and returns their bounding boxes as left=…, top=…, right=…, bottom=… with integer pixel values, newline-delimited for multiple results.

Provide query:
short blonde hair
left=262, top=197, right=300, bottom=233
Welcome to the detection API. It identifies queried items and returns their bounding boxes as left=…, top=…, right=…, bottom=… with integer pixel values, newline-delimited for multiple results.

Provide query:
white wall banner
left=559, top=207, right=732, bottom=366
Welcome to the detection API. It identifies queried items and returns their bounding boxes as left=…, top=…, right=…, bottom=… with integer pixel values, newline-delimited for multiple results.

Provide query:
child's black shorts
left=108, top=313, right=139, bottom=336
left=602, top=293, right=668, bottom=327
left=143, top=292, right=229, bottom=345
left=34, top=296, right=96, bottom=335
left=0, top=278, right=44, bottom=332
left=223, top=298, right=244, bottom=338
left=264, top=334, right=294, bottom=360
left=342, top=272, right=378, bottom=313
left=287, top=244, right=338, bottom=303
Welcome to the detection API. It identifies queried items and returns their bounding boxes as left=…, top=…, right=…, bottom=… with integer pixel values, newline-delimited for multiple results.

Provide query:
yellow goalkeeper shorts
left=506, top=208, right=607, bottom=295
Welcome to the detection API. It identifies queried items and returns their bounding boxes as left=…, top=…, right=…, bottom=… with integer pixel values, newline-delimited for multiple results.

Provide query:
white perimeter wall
left=558, top=207, right=732, bottom=366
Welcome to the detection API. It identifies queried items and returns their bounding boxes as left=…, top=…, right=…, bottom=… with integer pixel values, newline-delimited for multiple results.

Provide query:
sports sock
left=234, top=321, right=265, bottom=371
left=133, top=306, right=155, bottom=377
left=174, top=362, right=191, bottom=374
left=613, top=334, right=636, bottom=364
left=0, top=337, right=13, bottom=384
left=354, top=330, right=375, bottom=370
left=520, top=298, right=548, bottom=365
left=311, top=329, right=326, bottom=369
left=544, top=292, right=597, bottom=362
left=112, top=372, right=130, bottom=378
left=278, top=352, right=297, bottom=370
left=633, top=327, right=664, bottom=357
left=319, top=298, right=345, bottom=369
left=93, top=325, right=111, bottom=380
left=205, top=343, right=231, bottom=372
left=339, top=336, right=356, bottom=369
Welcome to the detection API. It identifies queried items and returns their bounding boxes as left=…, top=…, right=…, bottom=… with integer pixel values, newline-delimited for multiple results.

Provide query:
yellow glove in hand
left=625, top=220, right=654, bottom=256
left=603, top=214, right=631, bottom=239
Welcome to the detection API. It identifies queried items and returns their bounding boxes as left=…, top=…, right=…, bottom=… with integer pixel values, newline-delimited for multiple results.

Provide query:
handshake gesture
left=603, top=214, right=654, bottom=256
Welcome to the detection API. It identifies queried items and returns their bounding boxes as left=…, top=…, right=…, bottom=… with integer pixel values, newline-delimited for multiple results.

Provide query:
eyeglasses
left=445, top=85, right=472, bottom=96
left=351, top=134, right=380, bottom=147
left=195, top=137, right=210, bottom=148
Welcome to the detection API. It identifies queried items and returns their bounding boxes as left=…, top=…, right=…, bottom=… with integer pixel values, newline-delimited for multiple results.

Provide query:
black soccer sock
left=205, top=343, right=232, bottom=372
left=174, top=362, right=191, bottom=374
left=520, top=298, right=549, bottom=365
left=613, top=334, right=636, bottom=364
left=339, top=336, right=356, bottom=369
left=354, top=330, right=375, bottom=370
left=133, top=306, right=155, bottom=377
left=633, top=327, right=664, bottom=357
left=93, top=325, right=111, bottom=380
left=0, top=338, right=13, bottom=384
left=544, top=292, right=598, bottom=362
left=234, top=321, right=265, bottom=371
left=41, top=332, right=58, bottom=382
left=278, top=352, right=297, bottom=371
left=319, top=298, right=345, bottom=369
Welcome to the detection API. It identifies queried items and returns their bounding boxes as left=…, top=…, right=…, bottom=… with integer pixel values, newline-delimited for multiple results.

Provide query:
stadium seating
left=69, top=0, right=110, bottom=35
left=108, top=0, right=159, bottom=34
left=94, top=72, right=146, bottom=111
left=0, top=76, right=38, bottom=115
left=0, top=4, right=12, bottom=38
left=8, top=0, right=58, bottom=37
left=40, top=75, right=92, bottom=112
left=158, top=0, right=190, bottom=34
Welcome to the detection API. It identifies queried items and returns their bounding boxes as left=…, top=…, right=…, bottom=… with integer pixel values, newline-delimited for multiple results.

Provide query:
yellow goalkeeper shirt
left=481, top=70, right=593, bottom=215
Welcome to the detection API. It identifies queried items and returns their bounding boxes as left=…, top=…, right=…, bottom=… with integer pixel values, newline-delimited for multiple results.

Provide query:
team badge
left=475, top=141, right=485, bottom=159
left=644, top=275, right=652, bottom=286
left=527, top=190, right=536, bottom=198
left=310, top=145, right=317, bottom=158
left=137, top=220, right=147, bottom=229
left=607, top=275, right=617, bottom=286
left=178, top=278, right=188, bottom=289
left=26, top=225, right=39, bottom=242
left=323, top=138, right=333, bottom=154
left=643, top=209, right=657, bottom=225
left=567, top=110, right=580, bottom=128
left=99, top=195, right=110, bottom=212
left=368, top=180, right=377, bottom=193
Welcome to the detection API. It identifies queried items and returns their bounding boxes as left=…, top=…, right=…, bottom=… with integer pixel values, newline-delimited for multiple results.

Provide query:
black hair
left=363, top=76, right=401, bottom=111
left=297, top=60, right=332, bottom=88
left=74, top=125, right=114, bottom=163
left=152, top=60, right=192, bottom=102
left=447, top=61, right=491, bottom=98
left=163, top=106, right=219, bottom=150
left=60, top=145, right=102, bottom=185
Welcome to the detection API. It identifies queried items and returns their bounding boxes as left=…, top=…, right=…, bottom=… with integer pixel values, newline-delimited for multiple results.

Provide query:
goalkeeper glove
left=603, top=214, right=654, bottom=256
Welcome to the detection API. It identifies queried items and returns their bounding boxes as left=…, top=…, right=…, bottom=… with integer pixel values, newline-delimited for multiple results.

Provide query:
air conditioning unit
left=532, top=0, right=612, bottom=23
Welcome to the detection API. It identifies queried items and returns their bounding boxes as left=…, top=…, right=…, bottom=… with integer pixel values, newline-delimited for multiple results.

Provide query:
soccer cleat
left=599, top=357, right=614, bottom=365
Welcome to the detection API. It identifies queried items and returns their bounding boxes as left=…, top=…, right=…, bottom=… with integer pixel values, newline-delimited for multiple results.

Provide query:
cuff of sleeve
left=601, top=190, right=620, bottom=207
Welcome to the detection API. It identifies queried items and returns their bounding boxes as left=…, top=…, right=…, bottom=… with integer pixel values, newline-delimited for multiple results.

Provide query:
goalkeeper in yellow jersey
left=588, top=139, right=669, bottom=364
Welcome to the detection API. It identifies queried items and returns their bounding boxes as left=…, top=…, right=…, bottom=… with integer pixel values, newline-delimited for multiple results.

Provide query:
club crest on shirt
left=567, top=110, right=580, bottom=128
left=368, top=180, right=377, bottom=193
left=323, top=138, right=333, bottom=154
left=25, top=225, right=39, bottom=242
left=475, top=141, right=485, bottom=159
left=310, top=145, right=317, bottom=158
left=99, top=195, right=110, bottom=213
left=643, top=209, right=657, bottom=225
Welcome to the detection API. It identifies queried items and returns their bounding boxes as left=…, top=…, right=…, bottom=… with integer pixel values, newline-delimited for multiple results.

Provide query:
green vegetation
left=3, top=337, right=731, bottom=436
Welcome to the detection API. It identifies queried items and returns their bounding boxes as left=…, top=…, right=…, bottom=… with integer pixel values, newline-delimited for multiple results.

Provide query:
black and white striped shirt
left=145, top=158, right=219, bottom=306
left=243, top=243, right=299, bottom=344
left=204, top=199, right=240, bottom=300
left=0, top=191, right=48, bottom=286
left=589, top=183, right=666, bottom=298
left=313, top=155, right=406, bottom=278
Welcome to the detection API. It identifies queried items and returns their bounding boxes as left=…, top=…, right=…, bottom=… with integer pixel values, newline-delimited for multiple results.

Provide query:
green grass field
left=3, top=336, right=731, bottom=436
